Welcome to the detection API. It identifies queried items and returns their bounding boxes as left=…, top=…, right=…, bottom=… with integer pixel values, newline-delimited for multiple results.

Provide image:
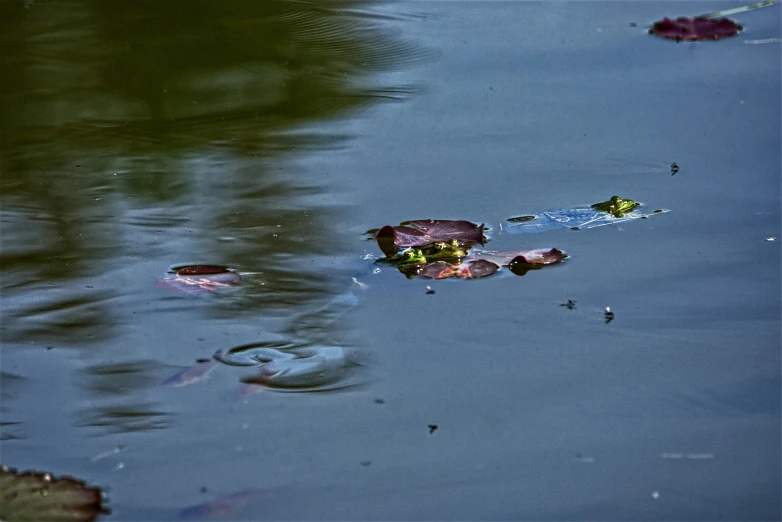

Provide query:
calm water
left=1, top=1, right=780, bottom=520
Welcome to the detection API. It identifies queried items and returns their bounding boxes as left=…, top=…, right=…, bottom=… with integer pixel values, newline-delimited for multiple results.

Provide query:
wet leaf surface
left=649, top=16, right=742, bottom=41
left=174, top=265, right=233, bottom=276
left=0, top=466, right=109, bottom=522
left=374, top=219, right=485, bottom=256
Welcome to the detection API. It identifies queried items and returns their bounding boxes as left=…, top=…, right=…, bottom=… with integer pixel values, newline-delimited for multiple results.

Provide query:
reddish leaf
left=374, top=220, right=484, bottom=256
left=418, top=260, right=499, bottom=279
left=466, top=248, right=565, bottom=267
left=175, top=265, right=232, bottom=276
left=649, top=16, right=742, bottom=41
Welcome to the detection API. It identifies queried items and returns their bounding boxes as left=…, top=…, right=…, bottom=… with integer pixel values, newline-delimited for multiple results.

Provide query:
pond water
left=1, top=1, right=780, bottom=520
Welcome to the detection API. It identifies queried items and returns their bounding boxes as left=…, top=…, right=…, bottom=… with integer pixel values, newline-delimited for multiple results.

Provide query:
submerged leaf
left=506, top=197, right=669, bottom=233
left=156, top=265, right=241, bottom=295
left=649, top=16, right=742, bottom=41
left=0, top=466, right=109, bottom=522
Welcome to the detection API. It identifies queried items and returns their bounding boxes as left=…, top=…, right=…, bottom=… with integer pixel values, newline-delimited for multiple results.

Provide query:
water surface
left=1, top=1, right=779, bottom=520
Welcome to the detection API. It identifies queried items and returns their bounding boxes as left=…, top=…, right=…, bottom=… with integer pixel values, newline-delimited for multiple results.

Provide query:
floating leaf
left=415, top=248, right=564, bottom=280
left=649, top=16, right=742, bottom=41
left=467, top=248, right=566, bottom=267
left=418, top=259, right=499, bottom=279
left=175, top=265, right=232, bottom=276
left=0, top=466, right=110, bottom=522
left=156, top=265, right=241, bottom=295
left=648, top=0, right=776, bottom=41
left=374, top=220, right=484, bottom=256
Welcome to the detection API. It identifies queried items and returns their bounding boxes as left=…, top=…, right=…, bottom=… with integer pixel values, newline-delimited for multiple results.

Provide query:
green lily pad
left=0, top=466, right=109, bottom=522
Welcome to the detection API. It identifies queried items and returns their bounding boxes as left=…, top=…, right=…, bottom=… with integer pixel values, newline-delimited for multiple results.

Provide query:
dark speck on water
left=560, top=299, right=577, bottom=310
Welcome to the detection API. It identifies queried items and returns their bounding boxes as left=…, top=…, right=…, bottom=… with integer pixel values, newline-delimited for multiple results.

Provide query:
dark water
left=1, top=1, right=780, bottom=520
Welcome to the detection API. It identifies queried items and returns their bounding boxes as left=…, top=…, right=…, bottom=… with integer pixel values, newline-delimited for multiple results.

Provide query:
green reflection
left=0, top=0, right=422, bottom=344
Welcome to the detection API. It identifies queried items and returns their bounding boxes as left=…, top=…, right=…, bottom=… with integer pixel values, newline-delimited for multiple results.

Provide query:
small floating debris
left=90, top=445, right=126, bottom=463
left=604, top=307, right=615, bottom=324
left=572, top=453, right=595, bottom=463
left=744, top=38, right=782, bottom=44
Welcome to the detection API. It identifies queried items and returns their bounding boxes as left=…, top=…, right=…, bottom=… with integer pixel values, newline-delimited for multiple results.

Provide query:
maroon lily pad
left=0, top=466, right=110, bottom=522
left=156, top=265, right=241, bottom=295
left=418, top=260, right=499, bottom=279
left=649, top=16, right=742, bottom=41
left=175, top=265, right=232, bottom=276
left=375, top=220, right=484, bottom=257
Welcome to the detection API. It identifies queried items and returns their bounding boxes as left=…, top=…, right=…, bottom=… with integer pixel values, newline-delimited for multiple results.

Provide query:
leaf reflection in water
left=162, top=360, right=220, bottom=388
left=179, top=486, right=289, bottom=520
left=163, top=288, right=364, bottom=393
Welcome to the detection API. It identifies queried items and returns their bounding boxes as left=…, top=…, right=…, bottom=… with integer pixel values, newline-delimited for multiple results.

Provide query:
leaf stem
left=700, top=0, right=775, bottom=19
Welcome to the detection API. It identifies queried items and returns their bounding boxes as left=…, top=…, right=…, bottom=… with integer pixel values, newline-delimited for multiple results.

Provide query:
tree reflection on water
left=0, top=0, right=423, bottom=435
left=0, top=0, right=422, bottom=344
